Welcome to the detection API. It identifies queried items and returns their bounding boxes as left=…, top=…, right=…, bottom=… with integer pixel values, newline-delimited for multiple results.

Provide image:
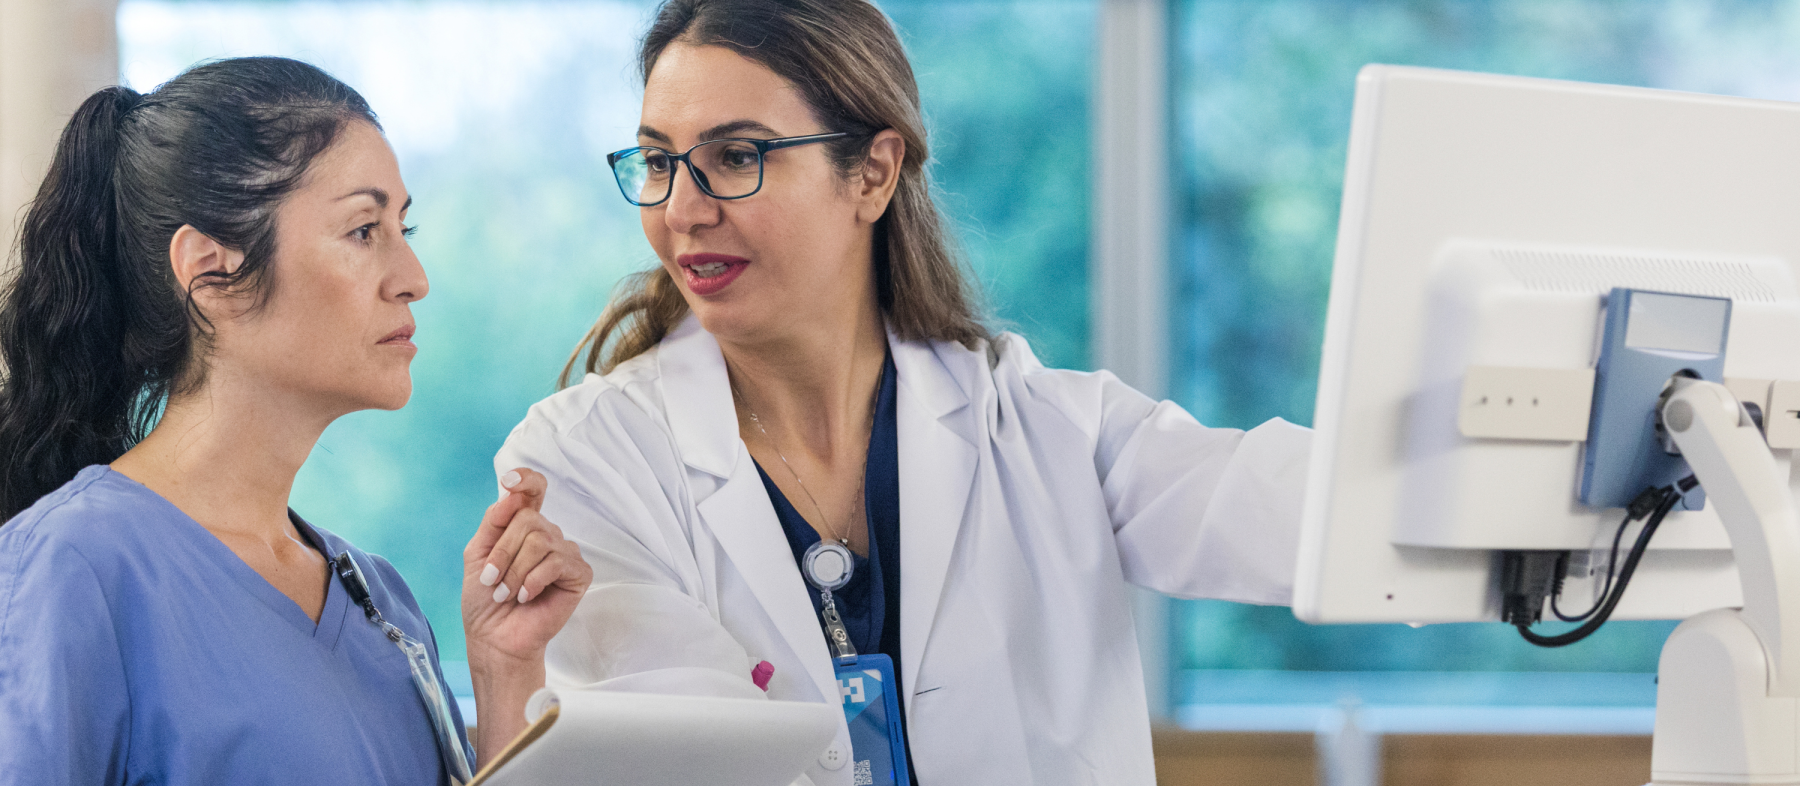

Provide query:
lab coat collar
left=656, top=314, right=978, bottom=477
left=656, top=314, right=982, bottom=713
left=657, top=315, right=739, bottom=480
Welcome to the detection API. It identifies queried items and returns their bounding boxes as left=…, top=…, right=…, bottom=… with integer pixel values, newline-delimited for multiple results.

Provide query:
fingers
left=498, top=467, right=547, bottom=512
left=516, top=539, right=591, bottom=605
left=498, top=519, right=558, bottom=602
left=464, top=468, right=546, bottom=568
left=478, top=506, right=540, bottom=599
left=466, top=492, right=524, bottom=565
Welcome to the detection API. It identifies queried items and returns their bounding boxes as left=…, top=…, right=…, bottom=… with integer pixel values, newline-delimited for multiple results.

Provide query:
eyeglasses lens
left=688, top=140, right=762, bottom=198
left=612, top=141, right=764, bottom=205
left=612, top=149, right=662, bottom=206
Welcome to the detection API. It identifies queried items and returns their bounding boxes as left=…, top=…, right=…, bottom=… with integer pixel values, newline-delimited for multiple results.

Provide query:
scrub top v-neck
left=0, top=465, right=470, bottom=786
left=754, top=352, right=913, bottom=769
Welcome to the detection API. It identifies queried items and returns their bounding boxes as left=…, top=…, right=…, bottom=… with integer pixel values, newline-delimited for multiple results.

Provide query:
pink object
left=751, top=660, right=775, bottom=691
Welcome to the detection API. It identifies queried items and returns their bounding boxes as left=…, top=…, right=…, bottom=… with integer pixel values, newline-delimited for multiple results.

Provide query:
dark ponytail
left=0, top=57, right=377, bottom=522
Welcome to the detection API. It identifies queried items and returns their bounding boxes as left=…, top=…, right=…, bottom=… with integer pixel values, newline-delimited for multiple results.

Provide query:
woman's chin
left=378, top=382, right=413, bottom=411
left=352, top=378, right=413, bottom=413
left=691, top=302, right=779, bottom=345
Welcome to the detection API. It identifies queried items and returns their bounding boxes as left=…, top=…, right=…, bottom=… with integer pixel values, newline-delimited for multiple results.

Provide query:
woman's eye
left=645, top=153, right=671, bottom=174
left=721, top=147, right=758, bottom=170
left=352, top=223, right=379, bottom=243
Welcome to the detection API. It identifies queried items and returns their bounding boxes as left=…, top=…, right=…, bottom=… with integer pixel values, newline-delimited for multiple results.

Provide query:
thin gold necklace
left=731, top=375, right=875, bottom=547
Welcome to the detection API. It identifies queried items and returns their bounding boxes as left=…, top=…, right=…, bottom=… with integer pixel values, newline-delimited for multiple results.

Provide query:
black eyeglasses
left=606, top=132, right=849, bottom=207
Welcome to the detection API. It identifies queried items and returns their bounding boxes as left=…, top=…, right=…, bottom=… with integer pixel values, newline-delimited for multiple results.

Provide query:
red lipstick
left=678, top=253, right=750, bottom=297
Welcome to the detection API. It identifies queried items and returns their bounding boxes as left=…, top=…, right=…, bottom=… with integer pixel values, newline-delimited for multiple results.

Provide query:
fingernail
left=501, top=470, right=522, bottom=489
left=479, top=563, right=499, bottom=587
left=492, top=582, right=510, bottom=603
left=517, top=586, right=530, bottom=603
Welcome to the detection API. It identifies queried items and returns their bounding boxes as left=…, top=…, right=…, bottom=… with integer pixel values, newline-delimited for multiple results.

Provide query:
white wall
left=0, top=0, right=119, bottom=262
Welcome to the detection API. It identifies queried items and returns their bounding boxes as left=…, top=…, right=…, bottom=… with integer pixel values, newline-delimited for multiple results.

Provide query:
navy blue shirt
left=756, top=353, right=912, bottom=769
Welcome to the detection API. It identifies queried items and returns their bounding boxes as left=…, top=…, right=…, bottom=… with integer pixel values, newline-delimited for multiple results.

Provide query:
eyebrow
left=336, top=188, right=413, bottom=213
left=637, top=125, right=671, bottom=144
left=637, top=119, right=783, bottom=145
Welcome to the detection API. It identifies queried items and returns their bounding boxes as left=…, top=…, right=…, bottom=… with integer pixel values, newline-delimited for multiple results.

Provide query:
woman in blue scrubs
left=0, top=57, right=589, bottom=784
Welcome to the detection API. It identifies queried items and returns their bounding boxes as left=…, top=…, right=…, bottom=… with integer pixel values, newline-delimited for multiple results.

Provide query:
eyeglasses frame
left=606, top=131, right=851, bottom=207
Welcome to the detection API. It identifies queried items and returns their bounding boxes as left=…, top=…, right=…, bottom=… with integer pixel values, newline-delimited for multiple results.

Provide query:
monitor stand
left=1652, top=377, right=1800, bottom=785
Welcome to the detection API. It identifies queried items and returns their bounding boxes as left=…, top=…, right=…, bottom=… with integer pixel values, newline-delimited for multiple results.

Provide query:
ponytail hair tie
left=112, top=86, right=147, bottom=126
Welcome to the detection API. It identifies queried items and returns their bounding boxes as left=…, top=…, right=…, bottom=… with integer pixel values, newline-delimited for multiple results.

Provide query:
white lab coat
left=495, top=315, right=1310, bottom=786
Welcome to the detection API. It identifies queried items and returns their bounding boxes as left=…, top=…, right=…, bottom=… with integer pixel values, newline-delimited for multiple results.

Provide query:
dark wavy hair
left=0, top=57, right=377, bottom=521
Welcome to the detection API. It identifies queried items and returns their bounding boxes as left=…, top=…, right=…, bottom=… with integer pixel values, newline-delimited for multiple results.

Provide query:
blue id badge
left=804, top=544, right=908, bottom=786
left=836, top=654, right=908, bottom=786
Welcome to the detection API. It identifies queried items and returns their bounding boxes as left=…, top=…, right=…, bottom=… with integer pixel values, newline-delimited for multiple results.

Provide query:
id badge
left=835, top=654, right=909, bottom=786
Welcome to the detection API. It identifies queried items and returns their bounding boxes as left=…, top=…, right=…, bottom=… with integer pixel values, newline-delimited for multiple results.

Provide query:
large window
left=1169, top=0, right=1800, bottom=716
left=120, top=0, right=1800, bottom=728
left=118, top=0, right=1095, bottom=667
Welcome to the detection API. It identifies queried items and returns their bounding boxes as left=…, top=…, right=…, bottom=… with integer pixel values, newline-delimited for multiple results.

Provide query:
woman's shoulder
left=926, top=330, right=1133, bottom=402
left=0, top=466, right=178, bottom=567
left=913, top=329, right=1160, bottom=440
left=0, top=466, right=191, bottom=624
left=513, top=346, right=668, bottom=440
left=500, top=343, right=688, bottom=489
left=916, top=329, right=1088, bottom=382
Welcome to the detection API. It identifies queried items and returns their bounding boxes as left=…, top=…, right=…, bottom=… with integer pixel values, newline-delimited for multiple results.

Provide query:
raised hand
left=461, top=467, right=592, bottom=763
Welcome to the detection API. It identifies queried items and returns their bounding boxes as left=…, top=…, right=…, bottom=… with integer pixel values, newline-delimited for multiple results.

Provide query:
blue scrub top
left=756, top=352, right=915, bottom=778
left=0, top=466, right=471, bottom=786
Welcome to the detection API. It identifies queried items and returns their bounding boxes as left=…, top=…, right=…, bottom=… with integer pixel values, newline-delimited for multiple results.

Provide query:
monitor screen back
left=1295, top=65, right=1800, bottom=624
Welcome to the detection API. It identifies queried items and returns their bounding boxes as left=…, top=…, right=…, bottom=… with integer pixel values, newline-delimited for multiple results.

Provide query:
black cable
left=1516, top=484, right=1684, bottom=647
left=1549, top=517, right=1626, bottom=623
left=1550, top=495, right=1650, bottom=623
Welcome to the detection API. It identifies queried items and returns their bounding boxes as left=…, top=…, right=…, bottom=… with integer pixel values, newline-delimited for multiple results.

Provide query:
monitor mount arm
left=1652, top=376, right=1800, bottom=784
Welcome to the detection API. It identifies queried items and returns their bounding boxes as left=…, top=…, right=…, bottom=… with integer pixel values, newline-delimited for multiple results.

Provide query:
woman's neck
left=111, top=368, right=332, bottom=547
left=720, top=299, right=888, bottom=459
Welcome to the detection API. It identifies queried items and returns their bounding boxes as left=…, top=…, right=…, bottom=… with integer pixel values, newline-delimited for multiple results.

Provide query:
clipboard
left=467, top=703, right=560, bottom=785
left=466, top=689, right=837, bottom=786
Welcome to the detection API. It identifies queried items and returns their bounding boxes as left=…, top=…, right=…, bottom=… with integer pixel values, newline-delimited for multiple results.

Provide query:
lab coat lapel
left=658, top=316, right=736, bottom=478
left=890, top=332, right=980, bottom=714
left=658, top=317, right=839, bottom=708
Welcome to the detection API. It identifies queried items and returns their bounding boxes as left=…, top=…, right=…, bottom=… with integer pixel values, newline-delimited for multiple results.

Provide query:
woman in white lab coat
left=491, top=0, right=1310, bottom=783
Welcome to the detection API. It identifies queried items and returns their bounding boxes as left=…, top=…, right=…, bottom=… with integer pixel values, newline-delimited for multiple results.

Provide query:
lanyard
left=331, top=551, right=474, bottom=785
left=801, top=540, right=859, bottom=664
left=799, top=541, right=909, bottom=786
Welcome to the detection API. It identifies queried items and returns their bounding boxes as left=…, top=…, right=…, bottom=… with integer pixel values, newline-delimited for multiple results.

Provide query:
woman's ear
left=855, top=129, right=906, bottom=224
left=167, top=225, right=245, bottom=306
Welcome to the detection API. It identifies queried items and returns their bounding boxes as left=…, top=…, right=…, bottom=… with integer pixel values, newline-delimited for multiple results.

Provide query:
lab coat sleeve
left=1033, top=356, right=1312, bottom=605
left=0, top=531, right=130, bottom=786
left=495, top=389, right=763, bottom=698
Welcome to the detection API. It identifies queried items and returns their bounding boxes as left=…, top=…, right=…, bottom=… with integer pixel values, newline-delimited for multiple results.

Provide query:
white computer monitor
left=1293, top=65, right=1800, bottom=626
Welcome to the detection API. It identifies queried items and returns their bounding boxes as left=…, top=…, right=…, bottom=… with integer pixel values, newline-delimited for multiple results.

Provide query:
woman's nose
left=388, top=240, right=429, bottom=303
left=663, top=162, right=721, bottom=234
